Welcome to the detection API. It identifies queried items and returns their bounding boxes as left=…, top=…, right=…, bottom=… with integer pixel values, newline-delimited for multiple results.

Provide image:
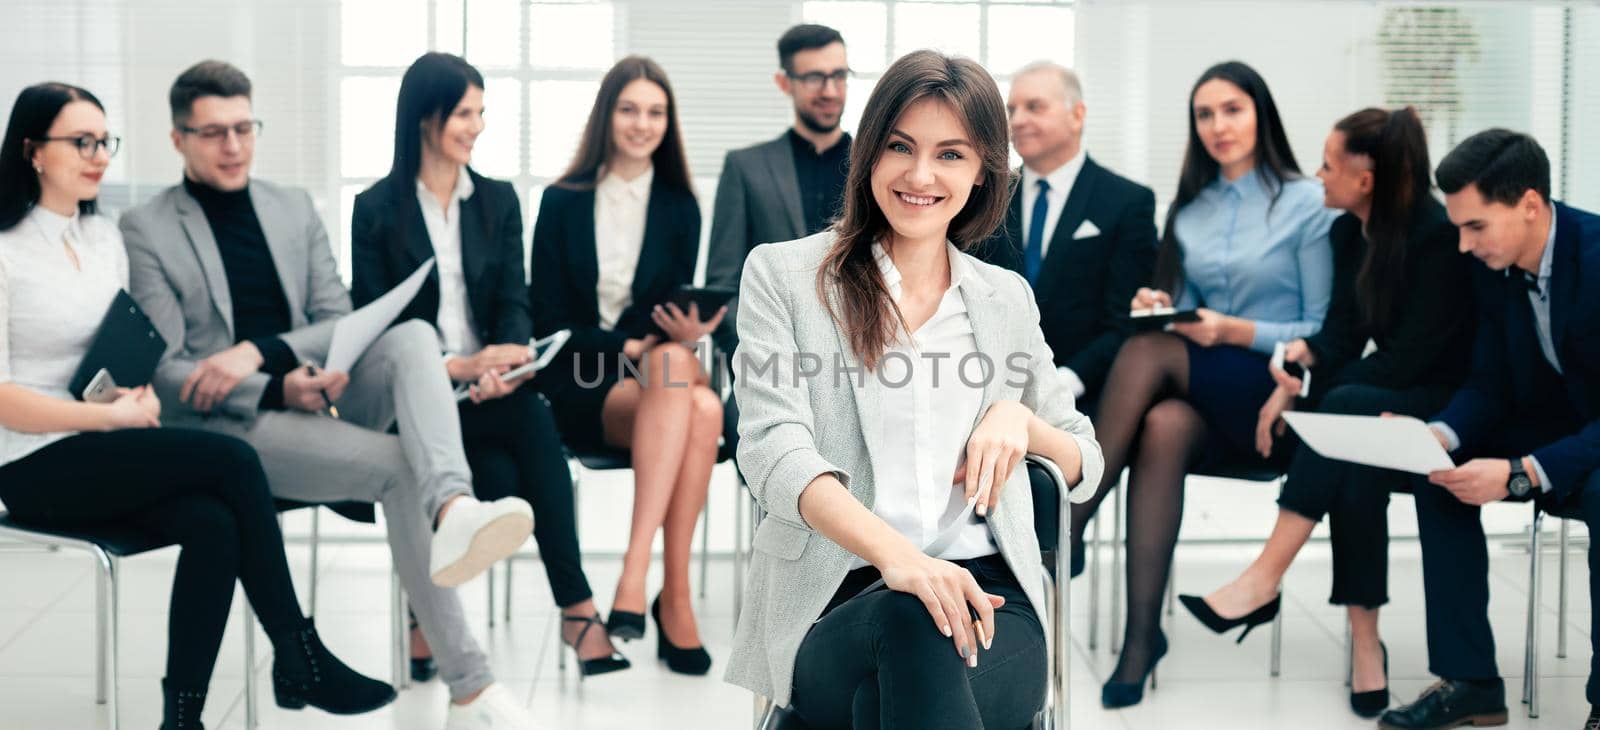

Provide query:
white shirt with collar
left=594, top=167, right=653, bottom=330
left=1021, top=149, right=1090, bottom=398
left=0, top=206, right=128, bottom=467
left=851, top=241, right=997, bottom=569
left=1020, top=147, right=1088, bottom=260
left=417, top=167, right=483, bottom=359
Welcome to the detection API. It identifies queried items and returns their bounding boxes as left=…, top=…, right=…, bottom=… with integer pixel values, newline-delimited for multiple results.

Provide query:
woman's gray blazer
left=725, top=230, right=1105, bottom=707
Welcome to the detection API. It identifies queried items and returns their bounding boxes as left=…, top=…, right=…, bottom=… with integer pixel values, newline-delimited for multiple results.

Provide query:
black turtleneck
left=183, top=177, right=296, bottom=408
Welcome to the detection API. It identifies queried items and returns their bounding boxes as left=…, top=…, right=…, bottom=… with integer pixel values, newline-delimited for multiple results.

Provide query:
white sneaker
left=429, top=496, right=533, bottom=587
left=443, top=683, right=544, bottom=729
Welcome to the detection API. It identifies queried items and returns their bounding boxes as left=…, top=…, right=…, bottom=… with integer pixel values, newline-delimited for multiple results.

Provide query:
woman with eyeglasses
left=0, top=83, right=393, bottom=730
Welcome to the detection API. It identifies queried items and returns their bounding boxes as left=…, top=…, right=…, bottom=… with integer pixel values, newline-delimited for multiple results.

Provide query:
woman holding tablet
left=1180, top=107, right=1472, bottom=718
left=0, top=82, right=393, bottom=729
left=529, top=55, right=723, bottom=675
left=352, top=53, right=626, bottom=677
left=726, top=50, right=1101, bottom=728
left=1067, top=61, right=1337, bottom=707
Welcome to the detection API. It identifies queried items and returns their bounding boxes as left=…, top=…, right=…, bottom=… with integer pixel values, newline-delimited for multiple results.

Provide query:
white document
left=325, top=258, right=436, bottom=374
left=1282, top=412, right=1455, bottom=475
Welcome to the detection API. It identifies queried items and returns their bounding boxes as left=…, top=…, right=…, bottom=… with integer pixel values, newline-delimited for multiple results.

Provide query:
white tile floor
left=1, top=466, right=1594, bottom=729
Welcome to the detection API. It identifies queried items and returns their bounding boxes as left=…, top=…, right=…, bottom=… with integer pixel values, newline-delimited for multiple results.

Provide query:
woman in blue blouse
left=1075, top=61, right=1336, bottom=708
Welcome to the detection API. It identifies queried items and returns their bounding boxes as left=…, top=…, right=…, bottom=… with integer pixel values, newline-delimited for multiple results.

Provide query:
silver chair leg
left=392, top=568, right=407, bottom=690
left=1088, top=507, right=1101, bottom=651
left=308, top=508, right=320, bottom=615
left=699, top=497, right=711, bottom=599
left=1165, top=568, right=1176, bottom=618
left=504, top=558, right=514, bottom=624
left=1057, top=493, right=1071, bottom=730
left=1111, top=472, right=1124, bottom=655
left=734, top=476, right=746, bottom=621
left=1269, top=583, right=1283, bottom=677
left=1344, top=621, right=1352, bottom=687
left=488, top=562, right=496, bottom=628
left=755, top=697, right=776, bottom=730
left=94, top=548, right=109, bottom=706
left=1558, top=518, right=1569, bottom=659
left=106, top=556, right=120, bottom=730
left=244, top=608, right=258, bottom=730
left=1529, top=512, right=1544, bottom=718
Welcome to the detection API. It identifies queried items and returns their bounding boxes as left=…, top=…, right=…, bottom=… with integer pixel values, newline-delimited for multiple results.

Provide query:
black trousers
left=1275, top=382, right=1455, bottom=608
left=789, top=554, right=1046, bottom=730
left=459, top=388, right=591, bottom=607
left=1416, top=454, right=1600, bottom=704
left=0, top=429, right=304, bottom=688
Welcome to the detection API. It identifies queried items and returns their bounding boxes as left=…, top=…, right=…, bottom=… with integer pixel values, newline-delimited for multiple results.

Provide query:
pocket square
left=1073, top=220, right=1101, bottom=239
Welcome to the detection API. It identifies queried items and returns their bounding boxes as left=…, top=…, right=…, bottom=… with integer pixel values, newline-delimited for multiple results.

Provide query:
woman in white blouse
left=529, top=56, right=723, bottom=675
left=725, top=50, right=1101, bottom=728
left=0, top=84, right=392, bottom=728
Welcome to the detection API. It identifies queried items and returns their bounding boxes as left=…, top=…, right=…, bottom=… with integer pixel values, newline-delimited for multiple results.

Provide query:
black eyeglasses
left=35, top=134, right=121, bottom=160
left=179, top=119, right=264, bottom=143
left=787, top=68, right=852, bottom=91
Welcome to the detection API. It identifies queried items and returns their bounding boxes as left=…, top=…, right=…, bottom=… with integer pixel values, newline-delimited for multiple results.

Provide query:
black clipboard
left=68, top=290, right=167, bottom=400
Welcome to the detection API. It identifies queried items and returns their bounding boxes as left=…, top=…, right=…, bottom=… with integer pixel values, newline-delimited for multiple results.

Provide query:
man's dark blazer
left=349, top=169, right=532, bottom=346
left=975, top=155, right=1158, bottom=400
left=1434, top=202, right=1600, bottom=498
left=527, top=175, right=701, bottom=358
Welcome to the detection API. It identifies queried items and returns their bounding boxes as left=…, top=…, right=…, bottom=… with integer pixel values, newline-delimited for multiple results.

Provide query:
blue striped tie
left=1024, top=179, right=1050, bottom=285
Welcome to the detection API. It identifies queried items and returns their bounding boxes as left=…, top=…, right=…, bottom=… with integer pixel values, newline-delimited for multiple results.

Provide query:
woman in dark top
left=0, top=83, right=392, bottom=730
left=529, top=56, right=722, bottom=675
left=1178, top=107, right=1473, bottom=718
left=351, top=53, right=627, bottom=678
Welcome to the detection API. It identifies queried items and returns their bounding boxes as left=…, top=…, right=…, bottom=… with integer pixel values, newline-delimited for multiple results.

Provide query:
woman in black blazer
left=352, top=53, right=628, bottom=679
left=530, top=55, right=722, bottom=676
left=1177, top=107, right=1474, bottom=718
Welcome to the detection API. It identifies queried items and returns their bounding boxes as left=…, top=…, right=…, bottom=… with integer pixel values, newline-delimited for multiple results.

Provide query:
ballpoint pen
left=302, top=362, right=340, bottom=419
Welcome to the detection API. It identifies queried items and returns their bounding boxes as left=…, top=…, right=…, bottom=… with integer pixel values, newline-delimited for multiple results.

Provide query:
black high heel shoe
left=1177, top=593, right=1281, bottom=643
left=1349, top=641, right=1389, bottom=718
left=1100, top=630, right=1168, bottom=708
left=651, top=595, right=712, bottom=676
left=408, top=615, right=437, bottom=682
left=606, top=608, right=646, bottom=641
left=562, top=613, right=632, bottom=678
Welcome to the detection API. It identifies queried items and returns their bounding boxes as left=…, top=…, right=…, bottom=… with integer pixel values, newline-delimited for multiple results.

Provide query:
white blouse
left=416, top=167, right=483, bottom=357
left=593, top=167, right=652, bottom=330
left=852, top=241, right=996, bottom=569
left=0, top=206, right=129, bottom=467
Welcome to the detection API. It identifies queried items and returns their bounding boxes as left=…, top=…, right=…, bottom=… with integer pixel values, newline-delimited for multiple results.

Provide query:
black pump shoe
left=652, top=595, right=712, bottom=676
left=271, top=619, right=397, bottom=715
left=407, top=617, right=437, bottom=682
left=562, top=613, right=632, bottom=678
left=160, top=678, right=207, bottom=730
left=1349, top=641, right=1390, bottom=718
left=606, top=608, right=646, bottom=641
left=1178, top=593, right=1281, bottom=643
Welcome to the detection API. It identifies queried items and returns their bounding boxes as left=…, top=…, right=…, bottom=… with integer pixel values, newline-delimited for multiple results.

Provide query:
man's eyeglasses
left=787, top=68, right=852, bottom=91
left=34, top=134, right=121, bottom=160
left=179, top=120, right=264, bottom=143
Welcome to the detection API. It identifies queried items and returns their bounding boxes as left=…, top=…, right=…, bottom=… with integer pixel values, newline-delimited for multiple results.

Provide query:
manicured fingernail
left=976, top=502, right=987, bottom=516
left=968, top=653, right=979, bottom=668
left=942, top=625, right=952, bottom=637
left=960, top=645, right=970, bottom=659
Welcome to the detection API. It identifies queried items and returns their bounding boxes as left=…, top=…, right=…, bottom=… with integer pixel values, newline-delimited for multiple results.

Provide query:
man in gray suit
left=706, top=23, right=851, bottom=355
left=121, top=60, right=543, bottom=728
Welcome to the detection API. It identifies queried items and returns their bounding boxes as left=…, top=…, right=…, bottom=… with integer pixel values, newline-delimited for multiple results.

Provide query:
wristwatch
left=1507, top=458, right=1534, bottom=499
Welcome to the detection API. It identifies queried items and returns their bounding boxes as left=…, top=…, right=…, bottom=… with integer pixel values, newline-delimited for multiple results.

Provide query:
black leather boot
left=270, top=619, right=397, bottom=715
left=159, top=678, right=206, bottom=730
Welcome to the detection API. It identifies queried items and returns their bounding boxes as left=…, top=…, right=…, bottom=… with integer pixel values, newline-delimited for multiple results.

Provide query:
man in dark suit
left=979, top=61, right=1157, bottom=413
left=1381, top=130, right=1600, bottom=730
left=706, top=23, right=850, bottom=355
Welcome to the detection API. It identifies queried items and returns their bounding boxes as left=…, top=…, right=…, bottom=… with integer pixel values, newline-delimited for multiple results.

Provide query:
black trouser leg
left=460, top=389, right=592, bottom=607
left=0, top=429, right=307, bottom=685
left=789, top=556, right=1046, bottom=730
left=1412, top=473, right=1499, bottom=682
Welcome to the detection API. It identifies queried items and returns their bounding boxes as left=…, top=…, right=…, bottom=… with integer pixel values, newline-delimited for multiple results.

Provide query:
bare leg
left=603, top=343, right=701, bottom=615
left=658, top=384, right=722, bottom=649
left=1348, top=605, right=1386, bottom=692
left=1203, top=508, right=1314, bottom=618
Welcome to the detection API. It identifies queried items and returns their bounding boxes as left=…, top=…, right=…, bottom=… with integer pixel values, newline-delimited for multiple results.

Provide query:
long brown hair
left=817, top=50, right=1010, bottom=369
left=554, top=55, right=693, bottom=193
left=1334, top=106, right=1431, bottom=332
left=1153, top=61, right=1301, bottom=293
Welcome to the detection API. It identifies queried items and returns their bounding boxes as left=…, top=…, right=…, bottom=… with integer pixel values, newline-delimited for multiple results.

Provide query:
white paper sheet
left=324, top=258, right=435, bottom=374
left=1281, top=411, right=1456, bottom=475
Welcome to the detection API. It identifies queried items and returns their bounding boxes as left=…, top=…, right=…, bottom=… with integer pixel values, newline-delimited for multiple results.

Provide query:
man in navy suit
left=977, top=61, right=1156, bottom=415
left=1382, top=129, right=1600, bottom=730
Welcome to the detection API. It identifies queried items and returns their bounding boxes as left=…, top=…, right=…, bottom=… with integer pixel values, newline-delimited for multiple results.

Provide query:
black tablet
left=1129, top=307, right=1202, bottom=332
left=68, top=290, right=167, bottom=400
left=666, top=285, right=736, bottom=321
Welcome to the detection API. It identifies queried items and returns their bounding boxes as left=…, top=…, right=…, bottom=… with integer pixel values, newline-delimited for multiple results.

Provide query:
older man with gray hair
left=979, top=61, right=1158, bottom=428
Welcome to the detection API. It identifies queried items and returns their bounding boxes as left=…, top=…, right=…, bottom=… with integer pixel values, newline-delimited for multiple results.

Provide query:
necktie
left=1024, top=179, right=1050, bottom=285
